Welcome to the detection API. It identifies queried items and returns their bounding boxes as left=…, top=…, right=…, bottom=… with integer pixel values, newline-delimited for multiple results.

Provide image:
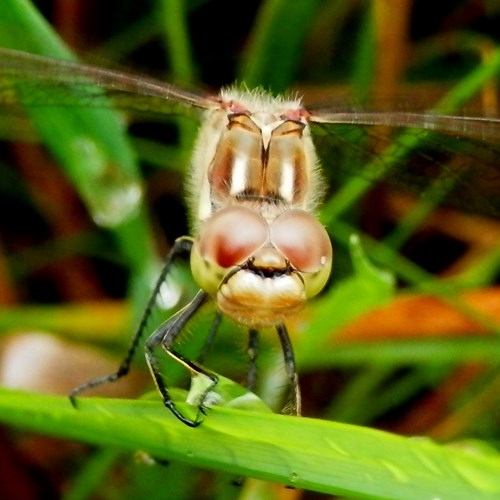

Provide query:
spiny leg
left=145, top=289, right=213, bottom=427
left=197, top=311, right=223, bottom=364
left=69, top=236, right=194, bottom=405
left=276, top=323, right=301, bottom=416
left=246, top=329, right=259, bottom=391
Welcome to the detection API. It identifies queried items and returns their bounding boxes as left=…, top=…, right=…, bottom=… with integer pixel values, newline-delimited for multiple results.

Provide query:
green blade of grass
left=0, top=0, right=140, bottom=226
left=0, top=387, right=499, bottom=499
left=238, top=0, right=321, bottom=91
left=0, top=0, right=156, bottom=281
left=301, top=337, right=500, bottom=368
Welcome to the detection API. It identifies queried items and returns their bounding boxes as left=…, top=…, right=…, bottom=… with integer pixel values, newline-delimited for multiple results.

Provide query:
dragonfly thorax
left=187, top=89, right=325, bottom=228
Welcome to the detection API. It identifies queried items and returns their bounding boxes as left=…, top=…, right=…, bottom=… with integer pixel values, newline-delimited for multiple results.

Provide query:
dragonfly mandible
left=2, top=48, right=500, bottom=426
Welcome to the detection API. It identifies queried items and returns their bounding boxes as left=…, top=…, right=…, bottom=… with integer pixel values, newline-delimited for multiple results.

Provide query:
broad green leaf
left=0, top=387, right=499, bottom=499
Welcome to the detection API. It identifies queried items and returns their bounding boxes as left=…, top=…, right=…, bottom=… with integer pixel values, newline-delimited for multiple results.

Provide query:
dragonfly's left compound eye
left=271, top=210, right=333, bottom=298
left=191, top=207, right=269, bottom=294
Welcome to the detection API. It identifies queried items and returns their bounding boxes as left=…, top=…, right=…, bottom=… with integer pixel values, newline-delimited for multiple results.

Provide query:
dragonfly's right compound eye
left=270, top=210, right=333, bottom=298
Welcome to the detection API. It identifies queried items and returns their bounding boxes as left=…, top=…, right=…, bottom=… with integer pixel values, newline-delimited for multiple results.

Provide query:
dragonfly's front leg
left=69, top=236, right=194, bottom=405
left=145, top=289, right=216, bottom=427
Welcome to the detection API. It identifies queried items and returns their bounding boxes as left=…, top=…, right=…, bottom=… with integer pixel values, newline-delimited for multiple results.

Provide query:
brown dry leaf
left=337, top=286, right=500, bottom=341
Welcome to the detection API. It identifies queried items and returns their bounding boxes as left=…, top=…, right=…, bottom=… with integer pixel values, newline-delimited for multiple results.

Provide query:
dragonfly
left=1, top=48, right=500, bottom=426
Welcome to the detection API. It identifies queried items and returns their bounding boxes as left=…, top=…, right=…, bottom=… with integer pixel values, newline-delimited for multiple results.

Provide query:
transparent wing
left=0, top=48, right=210, bottom=117
left=310, top=109, right=500, bottom=140
left=309, top=109, right=500, bottom=220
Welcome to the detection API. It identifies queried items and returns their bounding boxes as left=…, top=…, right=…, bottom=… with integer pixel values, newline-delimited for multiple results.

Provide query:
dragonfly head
left=190, top=206, right=332, bottom=327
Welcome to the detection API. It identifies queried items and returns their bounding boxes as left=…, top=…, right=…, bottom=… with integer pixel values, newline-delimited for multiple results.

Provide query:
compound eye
left=271, top=210, right=332, bottom=273
left=197, top=207, right=269, bottom=268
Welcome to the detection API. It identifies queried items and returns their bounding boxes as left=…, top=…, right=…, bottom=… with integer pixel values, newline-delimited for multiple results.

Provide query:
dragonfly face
left=189, top=90, right=332, bottom=326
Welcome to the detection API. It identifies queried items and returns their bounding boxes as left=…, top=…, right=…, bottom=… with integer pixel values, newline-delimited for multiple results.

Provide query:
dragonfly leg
left=196, top=311, right=223, bottom=364
left=276, top=324, right=301, bottom=416
left=145, top=289, right=213, bottom=427
left=246, top=329, right=259, bottom=391
left=68, top=236, right=194, bottom=405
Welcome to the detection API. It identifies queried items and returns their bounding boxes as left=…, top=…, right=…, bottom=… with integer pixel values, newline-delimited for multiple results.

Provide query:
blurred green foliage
left=0, top=0, right=500, bottom=499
